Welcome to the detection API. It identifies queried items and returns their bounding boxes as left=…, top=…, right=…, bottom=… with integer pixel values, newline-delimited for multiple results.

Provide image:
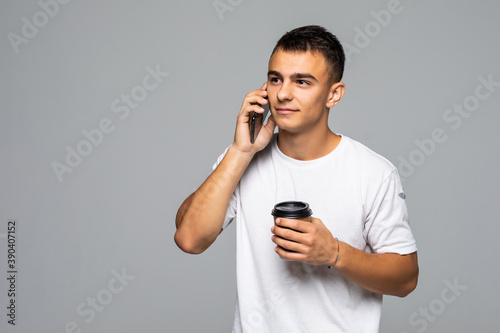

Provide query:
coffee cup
left=271, top=201, right=312, bottom=256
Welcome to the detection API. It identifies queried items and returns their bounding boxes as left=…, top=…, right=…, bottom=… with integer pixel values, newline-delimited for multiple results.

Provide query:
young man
left=175, top=25, right=418, bottom=332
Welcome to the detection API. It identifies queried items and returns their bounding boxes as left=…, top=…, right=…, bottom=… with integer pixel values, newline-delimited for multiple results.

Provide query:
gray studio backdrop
left=1, top=0, right=499, bottom=332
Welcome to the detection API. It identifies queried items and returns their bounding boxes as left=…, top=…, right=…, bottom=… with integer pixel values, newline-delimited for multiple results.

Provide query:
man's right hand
left=233, top=82, right=276, bottom=155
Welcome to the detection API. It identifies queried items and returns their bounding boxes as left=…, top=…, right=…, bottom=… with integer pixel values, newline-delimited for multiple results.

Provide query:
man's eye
left=297, top=80, right=309, bottom=85
left=270, top=77, right=281, bottom=83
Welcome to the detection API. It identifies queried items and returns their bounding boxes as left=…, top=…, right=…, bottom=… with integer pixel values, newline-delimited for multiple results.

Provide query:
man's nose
left=277, top=81, right=293, bottom=102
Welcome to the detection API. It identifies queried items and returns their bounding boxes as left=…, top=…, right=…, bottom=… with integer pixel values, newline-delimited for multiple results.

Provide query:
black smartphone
left=250, top=112, right=257, bottom=144
left=250, top=96, right=269, bottom=144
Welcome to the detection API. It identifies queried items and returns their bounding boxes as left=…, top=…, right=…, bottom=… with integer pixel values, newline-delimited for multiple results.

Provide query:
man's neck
left=276, top=127, right=341, bottom=161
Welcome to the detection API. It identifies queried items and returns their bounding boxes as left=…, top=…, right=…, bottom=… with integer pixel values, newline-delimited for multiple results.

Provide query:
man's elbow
left=174, top=229, right=208, bottom=254
left=174, top=204, right=210, bottom=254
left=395, top=264, right=419, bottom=298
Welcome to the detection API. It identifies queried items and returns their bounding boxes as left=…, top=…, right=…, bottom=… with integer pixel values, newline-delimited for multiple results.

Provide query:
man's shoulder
left=340, top=135, right=397, bottom=176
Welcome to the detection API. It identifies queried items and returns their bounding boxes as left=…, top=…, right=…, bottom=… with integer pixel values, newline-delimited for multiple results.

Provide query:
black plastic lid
left=271, top=201, right=312, bottom=219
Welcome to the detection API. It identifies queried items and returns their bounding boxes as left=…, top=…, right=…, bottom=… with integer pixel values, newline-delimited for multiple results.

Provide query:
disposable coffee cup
left=272, top=201, right=312, bottom=257
left=271, top=201, right=313, bottom=223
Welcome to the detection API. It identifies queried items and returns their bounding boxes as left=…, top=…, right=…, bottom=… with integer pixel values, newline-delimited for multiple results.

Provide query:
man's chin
left=276, top=125, right=302, bottom=135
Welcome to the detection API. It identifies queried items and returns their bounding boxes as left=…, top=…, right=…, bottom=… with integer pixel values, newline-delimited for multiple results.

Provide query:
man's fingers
left=240, top=105, right=266, bottom=123
left=240, top=96, right=267, bottom=116
left=272, top=224, right=307, bottom=244
left=272, top=235, right=306, bottom=253
left=275, top=218, right=312, bottom=233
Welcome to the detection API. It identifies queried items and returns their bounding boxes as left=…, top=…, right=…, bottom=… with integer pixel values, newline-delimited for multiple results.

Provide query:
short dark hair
left=270, top=25, right=345, bottom=84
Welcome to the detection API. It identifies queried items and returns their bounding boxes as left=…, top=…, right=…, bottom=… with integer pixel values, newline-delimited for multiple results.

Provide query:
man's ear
left=326, top=82, right=345, bottom=108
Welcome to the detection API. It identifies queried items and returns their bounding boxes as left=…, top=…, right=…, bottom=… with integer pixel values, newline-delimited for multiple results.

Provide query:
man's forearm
left=335, top=242, right=419, bottom=297
left=174, top=146, right=254, bottom=254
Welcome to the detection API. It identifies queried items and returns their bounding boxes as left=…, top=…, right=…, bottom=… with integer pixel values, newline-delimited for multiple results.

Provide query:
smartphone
left=250, top=95, right=269, bottom=144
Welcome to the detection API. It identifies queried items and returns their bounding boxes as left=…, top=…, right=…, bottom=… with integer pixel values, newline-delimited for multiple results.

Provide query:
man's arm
left=334, top=242, right=418, bottom=297
left=175, top=84, right=276, bottom=254
left=271, top=217, right=418, bottom=297
left=175, top=147, right=252, bottom=254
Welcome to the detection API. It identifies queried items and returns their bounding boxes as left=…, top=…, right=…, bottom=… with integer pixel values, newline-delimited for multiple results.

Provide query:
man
left=175, top=25, right=418, bottom=332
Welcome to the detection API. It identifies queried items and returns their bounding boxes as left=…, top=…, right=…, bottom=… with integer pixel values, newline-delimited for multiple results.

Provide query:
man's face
left=267, top=49, right=335, bottom=134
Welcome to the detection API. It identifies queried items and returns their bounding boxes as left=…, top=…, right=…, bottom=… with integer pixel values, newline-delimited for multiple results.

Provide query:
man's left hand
left=271, top=217, right=338, bottom=266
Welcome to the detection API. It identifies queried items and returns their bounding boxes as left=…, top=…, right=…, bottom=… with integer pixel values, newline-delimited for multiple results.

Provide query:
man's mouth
left=275, top=108, right=299, bottom=115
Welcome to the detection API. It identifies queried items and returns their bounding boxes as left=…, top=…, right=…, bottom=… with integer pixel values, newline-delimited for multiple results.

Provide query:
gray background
left=1, top=0, right=499, bottom=332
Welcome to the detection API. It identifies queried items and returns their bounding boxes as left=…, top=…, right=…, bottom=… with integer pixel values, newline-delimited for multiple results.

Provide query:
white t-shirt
left=214, top=134, right=417, bottom=333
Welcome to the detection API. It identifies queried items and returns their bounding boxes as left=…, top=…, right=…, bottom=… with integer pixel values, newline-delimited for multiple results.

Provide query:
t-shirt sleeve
left=212, top=147, right=238, bottom=230
left=363, top=168, right=417, bottom=254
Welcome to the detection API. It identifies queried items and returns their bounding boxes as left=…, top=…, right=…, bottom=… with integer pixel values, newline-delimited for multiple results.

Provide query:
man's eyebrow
left=267, top=70, right=282, bottom=78
left=291, top=73, right=318, bottom=82
left=267, top=70, right=318, bottom=82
